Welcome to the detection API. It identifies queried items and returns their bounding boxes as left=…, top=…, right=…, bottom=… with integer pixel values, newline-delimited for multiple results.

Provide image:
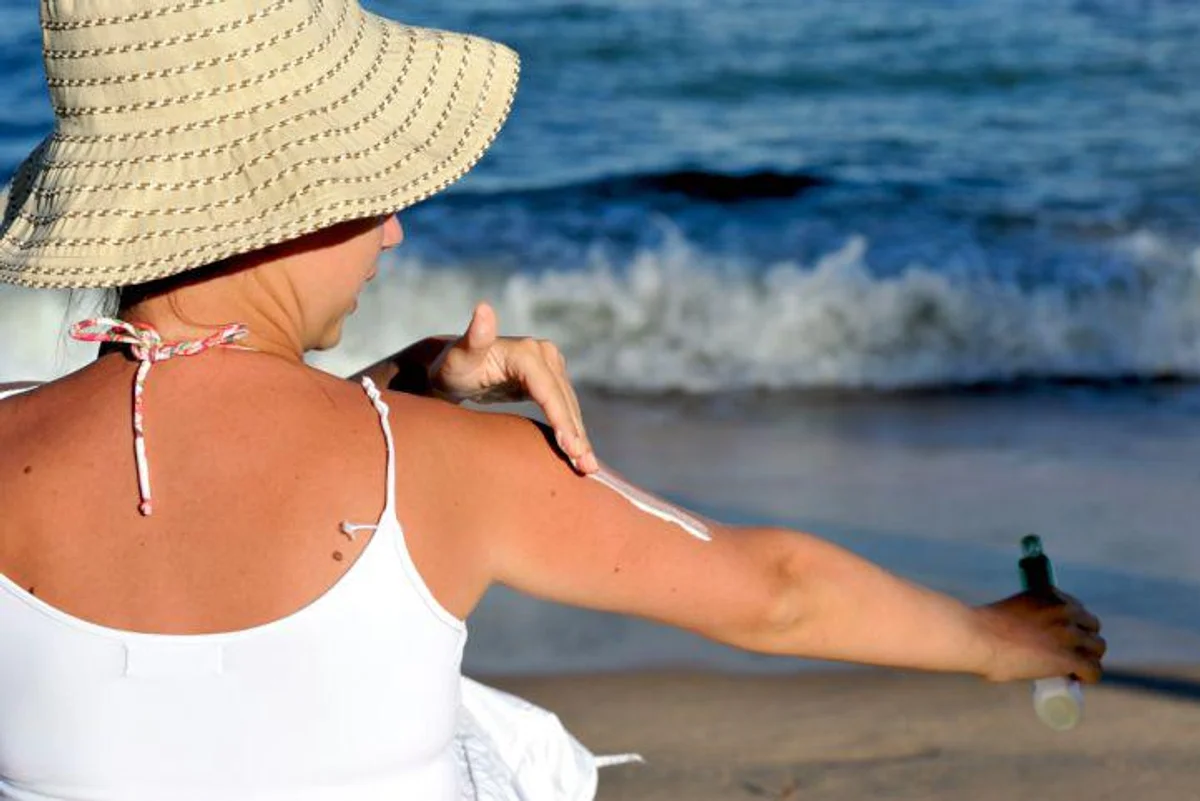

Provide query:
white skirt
left=454, top=678, right=642, bottom=801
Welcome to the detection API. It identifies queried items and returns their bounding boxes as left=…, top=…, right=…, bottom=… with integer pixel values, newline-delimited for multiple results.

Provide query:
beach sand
left=484, top=668, right=1200, bottom=800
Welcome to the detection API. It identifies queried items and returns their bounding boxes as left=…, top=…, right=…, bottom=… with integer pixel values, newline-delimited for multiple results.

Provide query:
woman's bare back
left=0, top=352, right=482, bottom=635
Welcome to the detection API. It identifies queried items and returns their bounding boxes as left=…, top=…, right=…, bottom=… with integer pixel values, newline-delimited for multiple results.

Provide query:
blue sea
left=2, top=0, right=1199, bottom=672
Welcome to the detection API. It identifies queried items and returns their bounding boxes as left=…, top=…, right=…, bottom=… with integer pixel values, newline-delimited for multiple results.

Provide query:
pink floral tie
left=69, top=317, right=250, bottom=516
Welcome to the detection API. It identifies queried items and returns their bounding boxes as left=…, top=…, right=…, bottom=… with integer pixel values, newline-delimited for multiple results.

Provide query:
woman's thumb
left=463, top=301, right=497, bottom=352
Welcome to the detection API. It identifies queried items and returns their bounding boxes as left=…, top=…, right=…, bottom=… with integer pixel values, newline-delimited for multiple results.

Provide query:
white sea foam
left=316, top=227, right=1200, bottom=391
left=5, top=229, right=1200, bottom=392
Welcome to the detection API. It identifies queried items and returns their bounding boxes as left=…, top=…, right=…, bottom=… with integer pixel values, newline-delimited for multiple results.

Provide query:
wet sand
left=486, top=668, right=1200, bottom=800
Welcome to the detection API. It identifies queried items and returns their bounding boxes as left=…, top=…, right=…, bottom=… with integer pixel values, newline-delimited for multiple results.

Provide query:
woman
left=0, top=2, right=1104, bottom=800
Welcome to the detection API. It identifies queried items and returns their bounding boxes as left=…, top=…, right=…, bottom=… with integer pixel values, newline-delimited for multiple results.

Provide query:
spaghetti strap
left=358, top=377, right=398, bottom=520
left=355, top=377, right=465, bottom=634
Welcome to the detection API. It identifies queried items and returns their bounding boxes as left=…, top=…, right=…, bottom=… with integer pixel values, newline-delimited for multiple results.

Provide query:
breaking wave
left=5, top=228, right=1200, bottom=394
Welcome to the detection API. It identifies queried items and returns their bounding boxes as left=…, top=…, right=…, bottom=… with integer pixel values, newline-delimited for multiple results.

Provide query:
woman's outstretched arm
left=446, top=408, right=1104, bottom=683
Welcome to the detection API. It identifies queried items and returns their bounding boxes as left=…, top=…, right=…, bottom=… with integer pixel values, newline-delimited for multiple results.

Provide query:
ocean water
left=2, top=0, right=1199, bottom=671
left=4, top=0, right=1200, bottom=390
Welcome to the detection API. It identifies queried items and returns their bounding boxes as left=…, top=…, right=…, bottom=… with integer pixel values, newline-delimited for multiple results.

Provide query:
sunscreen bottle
left=1018, top=535, right=1084, bottom=731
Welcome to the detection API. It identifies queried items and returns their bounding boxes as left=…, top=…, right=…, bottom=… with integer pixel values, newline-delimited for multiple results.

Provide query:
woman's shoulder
left=0, top=380, right=52, bottom=445
left=379, top=385, right=563, bottom=468
left=0, top=382, right=42, bottom=431
left=376, top=385, right=576, bottom=539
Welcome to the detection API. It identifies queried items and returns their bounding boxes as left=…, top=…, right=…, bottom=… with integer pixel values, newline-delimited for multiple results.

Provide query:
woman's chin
left=312, top=320, right=347, bottom=351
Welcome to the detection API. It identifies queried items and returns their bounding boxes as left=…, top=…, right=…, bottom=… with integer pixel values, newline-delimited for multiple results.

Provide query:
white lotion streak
left=588, top=468, right=713, bottom=542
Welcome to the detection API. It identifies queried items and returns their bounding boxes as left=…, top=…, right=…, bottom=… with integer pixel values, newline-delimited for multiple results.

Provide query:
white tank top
left=0, top=379, right=470, bottom=801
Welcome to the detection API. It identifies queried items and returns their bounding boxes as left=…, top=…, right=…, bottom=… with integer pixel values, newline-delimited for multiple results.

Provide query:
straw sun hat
left=0, top=0, right=519, bottom=289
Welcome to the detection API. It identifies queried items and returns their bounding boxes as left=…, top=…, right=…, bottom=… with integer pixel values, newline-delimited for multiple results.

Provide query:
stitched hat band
left=0, top=0, right=520, bottom=289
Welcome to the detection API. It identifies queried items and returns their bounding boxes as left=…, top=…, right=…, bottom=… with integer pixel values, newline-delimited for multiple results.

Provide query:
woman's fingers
left=516, top=342, right=594, bottom=473
left=1070, top=657, right=1103, bottom=684
left=981, top=592, right=1106, bottom=683
left=1029, top=593, right=1102, bottom=636
left=1051, top=629, right=1103, bottom=683
left=1057, top=604, right=1102, bottom=636
left=1075, top=607, right=1102, bottom=634
left=539, top=341, right=597, bottom=473
left=1073, top=628, right=1107, bottom=660
left=534, top=340, right=579, bottom=431
left=438, top=302, right=597, bottom=473
left=1044, top=607, right=1106, bottom=655
left=1041, top=617, right=1106, bottom=684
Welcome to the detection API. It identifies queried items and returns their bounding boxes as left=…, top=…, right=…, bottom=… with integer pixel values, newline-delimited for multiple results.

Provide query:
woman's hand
left=429, top=302, right=597, bottom=473
left=973, top=589, right=1106, bottom=683
left=359, top=302, right=598, bottom=474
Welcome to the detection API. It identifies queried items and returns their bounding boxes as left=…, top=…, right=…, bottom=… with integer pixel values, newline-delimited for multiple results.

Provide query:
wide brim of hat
left=0, top=10, right=518, bottom=289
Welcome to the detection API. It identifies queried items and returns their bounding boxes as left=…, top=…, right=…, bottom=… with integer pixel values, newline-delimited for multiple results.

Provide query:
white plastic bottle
left=1019, top=535, right=1084, bottom=731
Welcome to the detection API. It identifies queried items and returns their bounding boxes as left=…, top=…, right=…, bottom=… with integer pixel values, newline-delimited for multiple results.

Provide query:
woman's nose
left=382, top=215, right=404, bottom=249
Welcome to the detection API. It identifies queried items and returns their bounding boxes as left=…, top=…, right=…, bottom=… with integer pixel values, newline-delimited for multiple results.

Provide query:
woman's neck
left=115, top=307, right=306, bottom=364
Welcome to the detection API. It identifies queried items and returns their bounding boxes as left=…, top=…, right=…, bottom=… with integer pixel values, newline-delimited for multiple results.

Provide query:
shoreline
left=481, top=667, right=1200, bottom=800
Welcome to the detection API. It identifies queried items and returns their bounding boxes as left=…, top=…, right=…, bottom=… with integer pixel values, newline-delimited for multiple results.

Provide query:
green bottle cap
left=1019, top=534, right=1055, bottom=593
left=1021, top=534, right=1043, bottom=558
